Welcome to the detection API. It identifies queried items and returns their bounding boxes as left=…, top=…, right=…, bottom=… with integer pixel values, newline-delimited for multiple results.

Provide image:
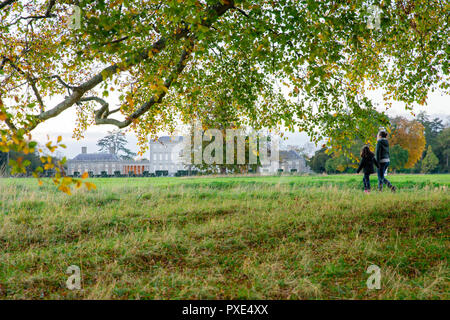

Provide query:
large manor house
left=66, top=136, right=310, bottom=176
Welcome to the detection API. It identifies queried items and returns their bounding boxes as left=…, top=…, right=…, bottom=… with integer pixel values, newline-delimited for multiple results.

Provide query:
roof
left=150, top=136, right=184, bottom=144
left=279, top=150, right=302, bottom=161
left=71, top=153, right=120, bottom=162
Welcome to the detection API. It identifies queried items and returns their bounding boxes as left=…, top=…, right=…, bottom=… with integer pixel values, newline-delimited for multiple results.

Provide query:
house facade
left=66, top=147, right=150, bottom=176
left=149, top=136, right=187, bottom=175
left=278, top=150, right=311, bottom=173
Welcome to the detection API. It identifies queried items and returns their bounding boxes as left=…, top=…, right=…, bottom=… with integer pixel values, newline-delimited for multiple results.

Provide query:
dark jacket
left=376, top=139, right=390, bottom=162
left=357, top=154, right=379, bottom=174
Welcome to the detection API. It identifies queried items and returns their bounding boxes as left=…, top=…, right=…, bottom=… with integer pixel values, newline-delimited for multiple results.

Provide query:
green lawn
left=0, top=174, right=449, bottom=299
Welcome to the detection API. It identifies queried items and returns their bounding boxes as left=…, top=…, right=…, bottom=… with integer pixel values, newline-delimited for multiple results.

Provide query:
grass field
left=0, top=174, right=449, bottom=299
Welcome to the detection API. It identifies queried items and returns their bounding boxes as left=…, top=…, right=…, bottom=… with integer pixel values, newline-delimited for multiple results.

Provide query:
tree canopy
left=435, top=127, right=450, bottom=172
left=97, top=129, right=137, bottom=160
left=421, top=145, right=439, bottom=173
left=0, top=0, right=448, bottom=186
left=389, top=143, right=409, bottom=171
left=390, top=116, right=426, bottom=168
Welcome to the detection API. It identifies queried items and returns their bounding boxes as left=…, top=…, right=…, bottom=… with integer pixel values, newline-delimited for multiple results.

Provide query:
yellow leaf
left=81, top=172, right=89, bottom=179
left=44, top=163, right=54, bottom=170
left=62, top=177, right=72, bottom=184
left=126, top=95, right=134, bottom=107
left=85, top=182, right=96, bottom=190
left=59, top=185, right=71, bottom=195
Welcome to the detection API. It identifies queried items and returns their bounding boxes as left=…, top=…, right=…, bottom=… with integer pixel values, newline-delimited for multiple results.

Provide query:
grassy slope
left=0, top=174, right=449, bottom=299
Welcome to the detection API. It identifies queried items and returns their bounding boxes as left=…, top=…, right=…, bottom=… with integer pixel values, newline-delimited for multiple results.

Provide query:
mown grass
left=0, top=174, right=449, bottom=299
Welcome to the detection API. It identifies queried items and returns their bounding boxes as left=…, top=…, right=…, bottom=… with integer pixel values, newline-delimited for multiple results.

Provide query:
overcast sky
left=30, top=89, right=449, bottom=159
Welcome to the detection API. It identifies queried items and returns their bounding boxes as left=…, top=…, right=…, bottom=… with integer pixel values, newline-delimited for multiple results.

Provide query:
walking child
left=357, top=145, right=379, bottom=193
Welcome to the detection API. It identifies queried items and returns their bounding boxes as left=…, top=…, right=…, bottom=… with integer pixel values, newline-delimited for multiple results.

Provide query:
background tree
left=389, top=144, right=409, bottom=172
left=325, top=155, right=347, bottom=174
left=417, top=112, right=444, bottom=151
left=309, top=148, right=331, bottom=174
left=322, top=137, right=365, bottom=173
left=435, top=127, right=450, bottom=172
left=8, top=149, right=41, bottom=175
left=97, top=130, right=137, bottom=160
left=390, top=117, right=426, bottom=169
left=417, top=111, right=445, bottom=171
left=421, top=145, right=439, bottom=174
left=2, top=146, right=62, bottom=177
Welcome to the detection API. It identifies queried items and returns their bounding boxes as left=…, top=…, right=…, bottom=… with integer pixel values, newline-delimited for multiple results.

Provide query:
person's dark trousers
left=363, top=173, right=371, bottom=190
left=377, top=161, right=393, bottom=191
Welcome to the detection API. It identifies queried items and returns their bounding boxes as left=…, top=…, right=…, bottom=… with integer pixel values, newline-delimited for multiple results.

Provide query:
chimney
left=82, top=146, right=87, bottom=154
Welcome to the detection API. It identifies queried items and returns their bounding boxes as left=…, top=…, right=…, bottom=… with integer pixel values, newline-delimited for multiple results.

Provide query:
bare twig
left=52, top=75, right=75, bottom=90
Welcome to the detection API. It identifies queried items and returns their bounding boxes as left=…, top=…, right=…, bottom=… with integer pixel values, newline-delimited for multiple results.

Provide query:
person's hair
left=379, top=130, right=388, bottom=138
left=360, top=145, right=373, bottom=158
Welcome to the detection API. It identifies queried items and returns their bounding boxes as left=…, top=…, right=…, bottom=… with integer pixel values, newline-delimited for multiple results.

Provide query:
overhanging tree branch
left=44, top=0, right=56, bottom=17
left=33, top=35, right=170, bottom=127
left=29, top=1, right=234, bottom=131
left=80, top=96, right=109, bottom=120
left=94, top=44, right=193, bottom=128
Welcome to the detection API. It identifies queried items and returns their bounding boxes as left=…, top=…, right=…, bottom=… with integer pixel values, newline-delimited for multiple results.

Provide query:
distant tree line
left=308, top=112, right=449, bottom=174
left=0, top=148, right=61, bottom=177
